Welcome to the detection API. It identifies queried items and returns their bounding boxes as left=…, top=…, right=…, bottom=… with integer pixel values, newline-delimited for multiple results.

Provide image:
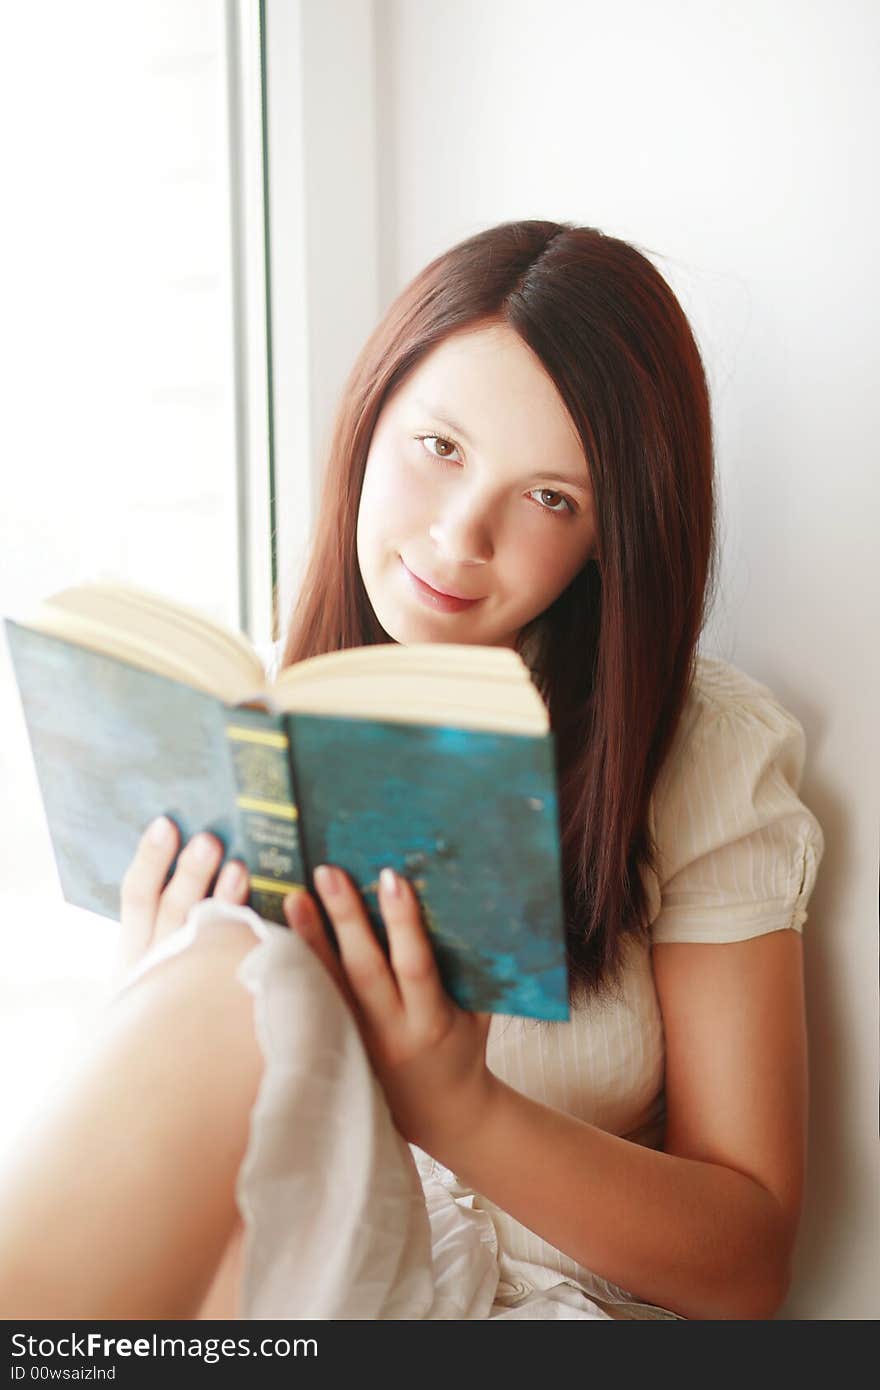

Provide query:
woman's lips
left=400, top=558, right=483, bottom=613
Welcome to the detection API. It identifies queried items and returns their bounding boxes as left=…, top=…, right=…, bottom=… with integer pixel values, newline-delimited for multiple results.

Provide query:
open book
left=4, top=581, right=568, bottom=1020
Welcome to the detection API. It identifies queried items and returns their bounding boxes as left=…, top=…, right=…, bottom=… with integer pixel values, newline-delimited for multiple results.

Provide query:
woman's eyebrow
left=413, top=400, right=591, bottom=492
left=414, top=401, right=475, bottom=446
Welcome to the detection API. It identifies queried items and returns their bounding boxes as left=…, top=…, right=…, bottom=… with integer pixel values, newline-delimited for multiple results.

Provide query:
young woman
left=0, top=220, right=824, bottom=1320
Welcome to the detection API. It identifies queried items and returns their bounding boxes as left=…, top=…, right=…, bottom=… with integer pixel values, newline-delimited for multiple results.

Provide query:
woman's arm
left=427, top=928, right=807, bottom=1321
left=0, top=920, right=264, bottom=1319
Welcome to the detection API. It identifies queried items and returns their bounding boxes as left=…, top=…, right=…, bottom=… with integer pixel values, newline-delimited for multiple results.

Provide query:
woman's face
left=356, top=322, right=598, bottom=648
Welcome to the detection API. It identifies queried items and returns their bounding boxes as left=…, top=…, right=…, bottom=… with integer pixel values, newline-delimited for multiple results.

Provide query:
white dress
left=115, top=651, right=825, bottom=1320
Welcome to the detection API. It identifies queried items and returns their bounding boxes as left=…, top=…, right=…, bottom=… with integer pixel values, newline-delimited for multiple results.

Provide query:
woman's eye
left=418, top=433, right=460, bottom=461
left=529, top=488, right=574, bottom=516
left=416, top=434, right=575, bottom=517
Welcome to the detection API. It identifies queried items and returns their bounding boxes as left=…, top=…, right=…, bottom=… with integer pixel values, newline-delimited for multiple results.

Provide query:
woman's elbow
left=735, top=1225, right=797, bottom=1321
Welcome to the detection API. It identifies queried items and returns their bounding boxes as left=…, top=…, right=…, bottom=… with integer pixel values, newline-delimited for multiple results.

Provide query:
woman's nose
left=428, top=516, right=492, bottom=566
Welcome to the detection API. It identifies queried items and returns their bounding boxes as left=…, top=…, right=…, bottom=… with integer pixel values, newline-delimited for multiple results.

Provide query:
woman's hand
left=284, top=865, right=495, bottom=1156
left=113, top=817, right=250, bottom=988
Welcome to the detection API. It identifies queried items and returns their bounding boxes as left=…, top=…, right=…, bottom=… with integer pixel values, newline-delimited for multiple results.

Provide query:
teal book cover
left=4, top=618, right=569, bottom=1021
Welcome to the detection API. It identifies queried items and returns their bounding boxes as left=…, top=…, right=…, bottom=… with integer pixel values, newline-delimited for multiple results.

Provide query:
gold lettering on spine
left=225, top=724, right=289, bottom=748
left=250, top=875, right=303, bottom=895
left=227, top=736, right=291, bottom=805
left=226, top=720, right=302, bottom=923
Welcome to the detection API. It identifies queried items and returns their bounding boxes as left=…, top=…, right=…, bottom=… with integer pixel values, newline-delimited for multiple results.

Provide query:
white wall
left=365, top=0, right=878, bottom=1319
left=263, top=0, right=381, bottom=627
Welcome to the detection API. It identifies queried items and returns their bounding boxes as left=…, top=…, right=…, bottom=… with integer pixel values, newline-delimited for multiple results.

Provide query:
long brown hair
left=279, top=220, right=718, bottom=1010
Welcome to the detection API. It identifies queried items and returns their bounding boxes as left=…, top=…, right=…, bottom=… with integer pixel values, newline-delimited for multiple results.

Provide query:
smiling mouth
left=400, top=558, right=484, bottom=610
left=403, top=562, right=481, bottom=601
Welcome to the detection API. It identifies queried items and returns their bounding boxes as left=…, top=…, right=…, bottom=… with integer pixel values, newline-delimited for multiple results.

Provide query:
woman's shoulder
left=690, top=651, right=790, bottom=717
left=656, top=652, right=810, bottom=802
left=643, top=652, right=825, bottom=943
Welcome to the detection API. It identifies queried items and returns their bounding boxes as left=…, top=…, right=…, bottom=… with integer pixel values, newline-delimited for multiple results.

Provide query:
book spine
left=223, top=705, right=306, bottom=925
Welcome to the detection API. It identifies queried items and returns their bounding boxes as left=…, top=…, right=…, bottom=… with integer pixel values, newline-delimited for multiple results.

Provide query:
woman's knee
left=105, top=916, right=267, bottom=1093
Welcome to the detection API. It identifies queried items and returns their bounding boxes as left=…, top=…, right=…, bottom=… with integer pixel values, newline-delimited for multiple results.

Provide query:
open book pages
left=20, top=581, right=549, bottom=736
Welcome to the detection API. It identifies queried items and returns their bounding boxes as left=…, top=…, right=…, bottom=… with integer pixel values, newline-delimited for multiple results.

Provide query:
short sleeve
left=648, top=693, right=825, bottom=945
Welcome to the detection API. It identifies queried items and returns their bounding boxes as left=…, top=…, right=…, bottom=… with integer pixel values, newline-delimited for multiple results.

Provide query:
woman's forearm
left=429, top=1076, right=790, bottom=1320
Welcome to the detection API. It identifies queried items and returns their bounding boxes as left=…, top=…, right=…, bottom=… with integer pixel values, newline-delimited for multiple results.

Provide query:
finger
left=378, top=868, right=452, bottom=1026
left=313, top=865, right=402, bottom=1022
left=213, top=859, right=250, bottom=905
left=119, top=816, right=182, bottom=960
left=283, top=890, right=357, bottom=1009
left=154, top=832, right=224, bottom=940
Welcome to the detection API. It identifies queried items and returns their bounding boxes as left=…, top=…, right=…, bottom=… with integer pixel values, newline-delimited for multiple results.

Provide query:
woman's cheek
left=525, top=537, right=585, bottom=608
left=365, top=451, right=418, bottom=524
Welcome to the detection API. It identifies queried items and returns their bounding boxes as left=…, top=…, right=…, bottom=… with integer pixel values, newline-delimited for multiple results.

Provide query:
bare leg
left=0, top=918, right=264, bottom=1319
left=0, top=900, right=500, bottom=1320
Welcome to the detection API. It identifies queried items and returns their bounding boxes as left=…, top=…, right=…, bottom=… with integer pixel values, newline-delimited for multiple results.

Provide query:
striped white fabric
left=415, top=652, right=825, bottom=1310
